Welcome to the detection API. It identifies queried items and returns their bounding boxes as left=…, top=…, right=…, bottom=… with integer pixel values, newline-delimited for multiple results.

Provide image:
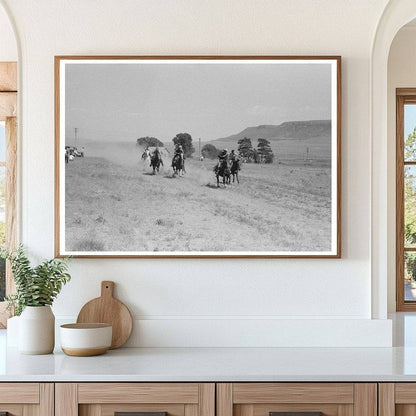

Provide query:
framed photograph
left=55, top=56, right=341, bottom=258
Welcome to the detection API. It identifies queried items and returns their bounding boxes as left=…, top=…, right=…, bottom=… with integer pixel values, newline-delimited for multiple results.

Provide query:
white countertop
left=2, top=328, right=416, bottom=382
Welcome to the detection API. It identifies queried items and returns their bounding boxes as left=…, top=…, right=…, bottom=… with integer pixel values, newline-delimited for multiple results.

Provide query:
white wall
left=0, top=4, right=17, bottom=61
left=387, top=25, right=416, bottom=312
left=0, top=0, right=393, bottom=346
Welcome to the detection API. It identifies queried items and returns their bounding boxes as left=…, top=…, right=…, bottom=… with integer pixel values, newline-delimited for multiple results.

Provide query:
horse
left=150, top=150, right=163, bottom=174
left=230, top=158, right=241, bottom=184
left=172, top=154, right=185, bottom=176
left=141, top=149, right=151, bottom=168
left=214, top=159, right=231, bottom=187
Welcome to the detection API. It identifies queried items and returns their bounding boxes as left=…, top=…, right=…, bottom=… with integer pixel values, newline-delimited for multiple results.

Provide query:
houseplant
left=1, top=245, right=71, bottom=354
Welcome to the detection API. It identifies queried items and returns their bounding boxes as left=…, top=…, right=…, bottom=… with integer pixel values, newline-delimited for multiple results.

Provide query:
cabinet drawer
left=80, top=403, right=184, bottom=416
left=56, top=383, right=215, bottom=416
left=217, top=383, right=376, bottom=416
left=0, top=383, right=39, bottom=404
left=0, top=383, right=53, bottom=416
left=78, top=383, right=200, bottom=404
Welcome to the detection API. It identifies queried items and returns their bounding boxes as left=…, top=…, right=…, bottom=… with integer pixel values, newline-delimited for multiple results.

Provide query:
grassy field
left=65, top=141, right=332, bottom=253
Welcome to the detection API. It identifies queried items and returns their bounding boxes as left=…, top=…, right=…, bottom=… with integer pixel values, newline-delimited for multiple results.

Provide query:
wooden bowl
left=60, top=323, right=112, bottom=356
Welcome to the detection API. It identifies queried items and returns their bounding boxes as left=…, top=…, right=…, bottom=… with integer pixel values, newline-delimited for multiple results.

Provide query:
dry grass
left=65, top=148, right=332, bottom=252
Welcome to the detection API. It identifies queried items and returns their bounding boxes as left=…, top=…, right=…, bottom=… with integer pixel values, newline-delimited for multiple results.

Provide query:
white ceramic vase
left=19, top=306, right=55, bottom=354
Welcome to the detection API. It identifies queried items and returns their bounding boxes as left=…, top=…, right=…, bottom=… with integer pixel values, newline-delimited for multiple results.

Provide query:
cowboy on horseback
left=152, top=147, right=163, bottom=164
left=171, top=144, right=185, bottom=176
left=149, top=147, right=164, bottom=174
left=229, top=149, right=241, bottom=184
left=173, top=144, right=184, bottom=162
left=229, top=149, right=239, bottom=162
left=214, top=149, right=231, bottom=187
left=141, top=146, right=150, bottom=161
left=218, top=149, right=229, bottom=167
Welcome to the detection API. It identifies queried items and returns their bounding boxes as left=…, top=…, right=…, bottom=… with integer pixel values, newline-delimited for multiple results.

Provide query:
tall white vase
left=19, top=306, right=55, bottom=354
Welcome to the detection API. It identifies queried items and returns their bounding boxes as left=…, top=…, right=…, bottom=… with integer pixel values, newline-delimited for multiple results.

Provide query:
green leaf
left=5, top=245, right=71, bottom=314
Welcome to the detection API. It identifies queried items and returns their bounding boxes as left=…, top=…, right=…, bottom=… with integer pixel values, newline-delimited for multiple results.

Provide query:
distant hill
left=215, top=120, right=331, bottom=142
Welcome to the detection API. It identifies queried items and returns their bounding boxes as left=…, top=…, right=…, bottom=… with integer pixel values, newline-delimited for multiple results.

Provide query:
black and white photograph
left=55, top=57, right=341, bottom=257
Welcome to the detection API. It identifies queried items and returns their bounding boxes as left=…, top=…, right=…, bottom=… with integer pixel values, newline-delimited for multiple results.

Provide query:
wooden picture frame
left=55, top=56, right=341, bottom=258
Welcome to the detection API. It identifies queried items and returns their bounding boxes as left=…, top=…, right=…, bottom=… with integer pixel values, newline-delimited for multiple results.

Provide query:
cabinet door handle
left=115, top=412, right=168, bottom=416
left=270, top=413, right=324, bottom=416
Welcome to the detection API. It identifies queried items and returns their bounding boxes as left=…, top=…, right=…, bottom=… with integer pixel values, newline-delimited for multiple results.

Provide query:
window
left=0, top=121, right=6, bottom=302
left=396, top=89, right=416, bottom=310
left=0, top=121, right=5, bottom=301
left=0, top=62, right=17, bottom=327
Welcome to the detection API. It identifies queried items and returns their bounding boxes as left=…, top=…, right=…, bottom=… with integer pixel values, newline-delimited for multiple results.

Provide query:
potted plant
left=1, top=245, right=71, bottom=354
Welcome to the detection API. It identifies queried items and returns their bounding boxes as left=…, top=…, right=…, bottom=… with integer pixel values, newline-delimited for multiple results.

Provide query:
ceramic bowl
left=60, top=323, right=112, bottom=356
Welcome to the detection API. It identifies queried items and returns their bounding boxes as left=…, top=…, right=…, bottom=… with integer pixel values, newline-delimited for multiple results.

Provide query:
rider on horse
left=174, top=144, right=184, bottom=160
left=229, top=149, right=239, bottom=162
left=218, top=149, right=229, bottom=167
left=151, top=147, right=163, bottom=166
left=214, top=149, right=231, bottom=186
left=172, top=144, right=184, bottom=165
left=171, top=144, right=186, bottom=175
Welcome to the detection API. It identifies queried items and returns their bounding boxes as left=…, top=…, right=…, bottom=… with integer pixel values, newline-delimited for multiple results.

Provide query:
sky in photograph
left=65, top=61, right=332, bottom=143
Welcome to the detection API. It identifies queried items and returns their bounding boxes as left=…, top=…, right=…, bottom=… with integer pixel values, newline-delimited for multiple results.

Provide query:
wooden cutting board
left=76, top=281, right=133, bottom=349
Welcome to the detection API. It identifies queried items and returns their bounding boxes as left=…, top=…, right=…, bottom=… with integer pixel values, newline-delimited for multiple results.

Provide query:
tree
left=136, top=136, right=164, bottom=148
left=404, top=127, right=416, bottom=281
left=252, top=148, right=259, bottom=164
left=0, top=222, right=5, bottom=246
left=405, top=166, right=416, bottom=244
left=0, top=256, right=4, bottom=301
left=405, top=252, right=416, bottom=282
left=0, top=221, right=4, bottom=300
left=405, top=126, right=416, bottom=161
left=173, top=133, right=195, bottom=158
left=201, top=143, right=219, bottom=159
left=237, top=137, right=254, bottom=162
left=257, top=138, right=274, bottom=163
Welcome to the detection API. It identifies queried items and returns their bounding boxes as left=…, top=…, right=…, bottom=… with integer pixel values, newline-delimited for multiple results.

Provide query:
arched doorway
left=371, top=1, right=416, bottom=319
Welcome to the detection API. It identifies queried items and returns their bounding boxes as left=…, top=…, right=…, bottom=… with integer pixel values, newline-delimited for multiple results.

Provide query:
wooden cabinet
left=217, top=383, right=377, bottom=416
left=55, top=383, right=215, bottom=416
left=0, top=383, right=53, bottom=416
left=378, top=383, right=416, bottom=416
left=0, top=381, right=386, bottom=416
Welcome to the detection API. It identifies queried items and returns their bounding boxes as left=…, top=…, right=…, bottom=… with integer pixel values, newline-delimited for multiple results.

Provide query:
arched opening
left=0, top=0, right=19, bottom=327
left=371, top=1, right=416, bottom=320
left=387, top=19, right=416, bottom=314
